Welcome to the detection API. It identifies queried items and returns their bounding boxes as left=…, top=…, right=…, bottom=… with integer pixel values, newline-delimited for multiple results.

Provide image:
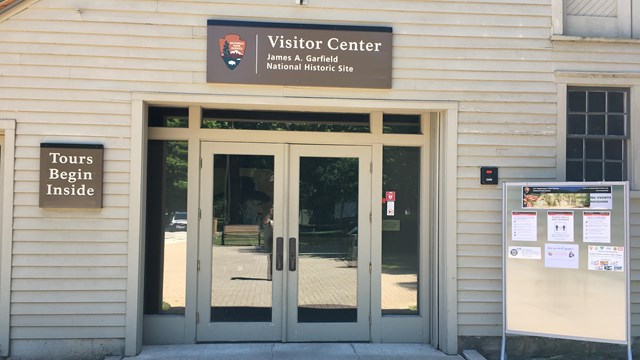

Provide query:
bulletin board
left=502, top=182, right=630, bottom=345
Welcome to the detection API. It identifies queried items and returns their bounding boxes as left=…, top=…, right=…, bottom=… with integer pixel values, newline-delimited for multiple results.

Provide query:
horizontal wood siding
left=1, top=0, right=639, bottom=346
left=448, top=0, right=556, bottom=338
left=1, top=0, right=135, bottom=342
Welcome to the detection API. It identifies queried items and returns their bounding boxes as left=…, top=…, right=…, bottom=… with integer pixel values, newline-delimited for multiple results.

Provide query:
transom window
left=566, top=87, right=629, bottom=181
left=201, top=109, right=370, bottom=133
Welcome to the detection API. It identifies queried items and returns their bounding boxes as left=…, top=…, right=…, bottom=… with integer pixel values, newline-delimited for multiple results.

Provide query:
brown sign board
left=39, top=144, right=104, bottom=209
left=207, top=20, right=392, bottom=89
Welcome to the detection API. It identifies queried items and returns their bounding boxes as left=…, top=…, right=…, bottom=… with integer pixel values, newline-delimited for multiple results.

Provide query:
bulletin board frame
left=501, top=182, right=631, bottom=360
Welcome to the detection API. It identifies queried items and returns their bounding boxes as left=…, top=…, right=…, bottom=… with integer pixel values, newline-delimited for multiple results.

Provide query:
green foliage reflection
left=164, top=141, right=188, bottom=213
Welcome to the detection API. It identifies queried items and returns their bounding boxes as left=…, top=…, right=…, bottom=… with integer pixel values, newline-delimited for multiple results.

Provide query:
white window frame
left=556, top=72, right=640, bottom=190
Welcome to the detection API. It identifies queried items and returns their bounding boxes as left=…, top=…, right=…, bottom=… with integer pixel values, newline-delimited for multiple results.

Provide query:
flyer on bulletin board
left=544, top=243, right=579, bottom=269
left=508, top=246, right=542, bottom=260
left=511, top=211, right=537, bottom=242
left=583, top=211, right=611, bottom=243
left=547, top=211, right=574, bottom=242
left=588, top=245, right=624, bottom=272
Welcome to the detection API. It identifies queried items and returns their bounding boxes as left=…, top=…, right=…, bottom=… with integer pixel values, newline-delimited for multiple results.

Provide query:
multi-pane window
left=566, top=87, right=629, bottom=181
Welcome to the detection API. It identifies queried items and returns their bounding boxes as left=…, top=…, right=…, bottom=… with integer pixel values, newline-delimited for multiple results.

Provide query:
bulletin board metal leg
left=628, top=342, right=632, bottom=360
left=500, top=334, right=506, bottom=360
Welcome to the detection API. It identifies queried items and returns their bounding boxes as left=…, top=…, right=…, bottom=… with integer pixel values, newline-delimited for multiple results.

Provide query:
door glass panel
left=148, top=106, right=188, bottom=128
left=211, top=154, right=275, bottom=322
left=144, top=140, right=187, bottom=315
left=383, top=114, right=421, bottom=134
left=298, top=157, right=359, bottom=323
left=382, top=147, right=420, bottom=315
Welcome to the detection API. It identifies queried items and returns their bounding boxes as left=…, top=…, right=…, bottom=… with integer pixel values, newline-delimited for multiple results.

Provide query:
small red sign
left=386, top=191, right=396, bottom=202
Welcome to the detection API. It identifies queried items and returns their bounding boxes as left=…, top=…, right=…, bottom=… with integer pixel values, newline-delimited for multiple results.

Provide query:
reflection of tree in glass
left=202, top=120, right=367, bottom=132
left=164, top=141, right=188, bottom=215
left=383, top=148, right=418, bottom=193
left=212, top=155, right=274, bottom=226
left=381, top=147, right=420, bottom=274
left=201, top=120, right=231, bottom=129
left=164, top=116, right=188, bottom=128
left=299, top=157, right=358, bottom=228
left=201, top=110, right=368, bottom=132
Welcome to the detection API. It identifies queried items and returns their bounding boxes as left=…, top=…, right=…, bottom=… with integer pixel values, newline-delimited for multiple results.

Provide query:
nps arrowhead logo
left=219, top=34, right=246, bottom=70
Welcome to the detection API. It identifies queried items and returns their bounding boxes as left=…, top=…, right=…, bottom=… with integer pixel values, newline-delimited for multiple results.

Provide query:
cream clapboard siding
left=0, top=0, right=638, bottom=348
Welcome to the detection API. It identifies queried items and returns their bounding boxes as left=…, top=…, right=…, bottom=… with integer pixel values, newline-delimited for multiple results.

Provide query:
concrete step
left=124, top=343, right=466, bottom=360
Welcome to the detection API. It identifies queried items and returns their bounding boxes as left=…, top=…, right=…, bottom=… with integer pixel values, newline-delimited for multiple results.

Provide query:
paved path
left=162, top=233, right=418, bottom=314
left=126, top=343, right=465, bottom=360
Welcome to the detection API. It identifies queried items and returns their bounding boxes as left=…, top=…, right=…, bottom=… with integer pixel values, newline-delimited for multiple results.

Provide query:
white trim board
left=0, top=119, right=16, bottom=357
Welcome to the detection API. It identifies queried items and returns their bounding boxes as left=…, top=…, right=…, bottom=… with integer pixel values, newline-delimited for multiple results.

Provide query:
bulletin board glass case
left=501, top=182, right=630, bottom=359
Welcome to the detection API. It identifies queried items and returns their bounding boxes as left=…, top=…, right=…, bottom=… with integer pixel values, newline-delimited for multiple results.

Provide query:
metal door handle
left=289, top=237, right=297, bottom=271
left=275, top=237, right=284, bottom=271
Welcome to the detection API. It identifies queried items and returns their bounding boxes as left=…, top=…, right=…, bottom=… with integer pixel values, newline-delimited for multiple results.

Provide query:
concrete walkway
left=126, top=343, right=467, bottom=360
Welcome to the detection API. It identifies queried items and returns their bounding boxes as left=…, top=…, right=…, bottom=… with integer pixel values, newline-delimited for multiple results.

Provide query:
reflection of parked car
left=168, top=211, right=187, bottom=231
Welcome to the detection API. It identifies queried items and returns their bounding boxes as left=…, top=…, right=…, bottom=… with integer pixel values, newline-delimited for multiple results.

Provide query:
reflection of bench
left=222, top=225, right=260, bottom=246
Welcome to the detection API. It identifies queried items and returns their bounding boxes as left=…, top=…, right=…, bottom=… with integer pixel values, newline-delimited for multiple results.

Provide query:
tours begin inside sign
left=39, top=144, right=104, bottom=208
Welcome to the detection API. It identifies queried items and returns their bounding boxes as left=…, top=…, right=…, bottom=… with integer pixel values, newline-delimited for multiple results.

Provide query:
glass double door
left=197, top=142, right=371, bottom=342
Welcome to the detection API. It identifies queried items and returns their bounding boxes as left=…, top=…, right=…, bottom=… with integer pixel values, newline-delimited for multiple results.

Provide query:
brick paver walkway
left=212, top=245, right=272, bottom=307
left=162, top=232, right=418, bottom=314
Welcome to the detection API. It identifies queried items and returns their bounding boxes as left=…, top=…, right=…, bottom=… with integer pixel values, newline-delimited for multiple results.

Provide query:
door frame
left=286, top=144, right=372, bottom=342
left=133, top=94, right=459, bottom=354
left=196, top=142, right=372, bottom=342
left=196, top=142, right=286, bottom=342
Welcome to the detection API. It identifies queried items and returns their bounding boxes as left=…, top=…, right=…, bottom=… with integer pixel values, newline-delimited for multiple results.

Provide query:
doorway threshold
left=125, top=343, right=464, bottom=360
